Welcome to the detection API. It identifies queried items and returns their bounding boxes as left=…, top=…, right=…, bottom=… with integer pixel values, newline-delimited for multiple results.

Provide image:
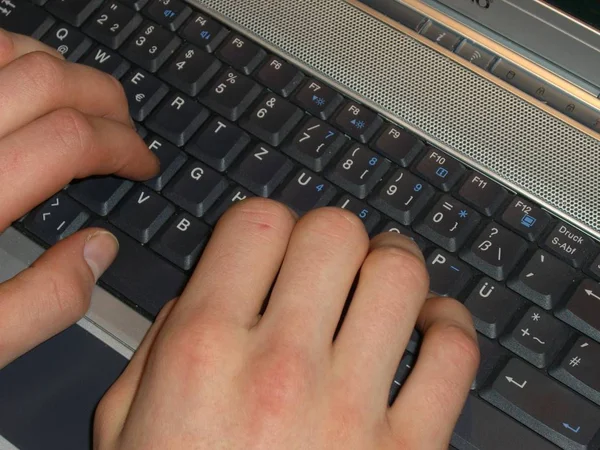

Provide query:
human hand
left=0, top=29, right=159, bottom=368
left=94, top=199, right=479, bottom=449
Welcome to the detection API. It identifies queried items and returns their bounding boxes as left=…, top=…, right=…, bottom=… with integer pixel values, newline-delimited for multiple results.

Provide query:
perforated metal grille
left=194, top=0, right=600, bottom=235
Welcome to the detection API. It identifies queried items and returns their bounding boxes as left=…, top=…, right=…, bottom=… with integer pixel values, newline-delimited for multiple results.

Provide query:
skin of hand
left=94, top=198, right=480, bottom=450
left=0, top=29, right=159, bottom=369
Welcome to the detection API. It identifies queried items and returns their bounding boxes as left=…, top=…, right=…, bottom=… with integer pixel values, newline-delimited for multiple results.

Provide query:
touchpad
left=0, top=325, right=128, bottom=450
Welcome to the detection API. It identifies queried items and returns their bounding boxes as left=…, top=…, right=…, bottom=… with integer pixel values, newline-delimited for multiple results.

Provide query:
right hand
left=0, top=29, right=159, bottom=369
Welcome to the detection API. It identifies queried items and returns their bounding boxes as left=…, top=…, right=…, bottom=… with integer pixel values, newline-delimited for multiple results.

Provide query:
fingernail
left=84, top=231, right=120, bottom=282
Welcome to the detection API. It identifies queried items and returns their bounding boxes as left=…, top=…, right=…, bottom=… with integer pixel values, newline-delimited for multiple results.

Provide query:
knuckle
left=300, top=207, right=368, bottom=244
left=224, top=197, right=296, bottom=233
left=433, top=319, right=480, bottom=370
left=47, top=108, right=94, bottom=157
left=363, top=245, right=429, bottom=291
left=18, top=51, right=64, bottom=93
left=0, top=29, right=14, bottom=64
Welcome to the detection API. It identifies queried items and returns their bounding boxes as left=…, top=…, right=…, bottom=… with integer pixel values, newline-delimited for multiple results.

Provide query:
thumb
left=0, top=228, right=119, bottom=368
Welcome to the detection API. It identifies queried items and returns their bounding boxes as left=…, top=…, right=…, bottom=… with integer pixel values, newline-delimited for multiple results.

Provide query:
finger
left=332, top=232, right=428, bottom=406
left=165, top=198, right=297, bottom=330
left=0, top=109, right=159, bottom=230
left=94, top=300, right=176, bottom=446
left=0, top=50, right=132, bottom=138
left=0, top=29, right=63, bottom=68
left=256, top=208, right=369, bottom=350
left=0, top=228, right=119, bottom=369
left=388, top=297, right=479, bottom=448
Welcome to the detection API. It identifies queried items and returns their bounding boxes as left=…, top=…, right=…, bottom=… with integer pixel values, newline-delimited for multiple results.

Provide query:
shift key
left=482, top=358, right=600, bottom=449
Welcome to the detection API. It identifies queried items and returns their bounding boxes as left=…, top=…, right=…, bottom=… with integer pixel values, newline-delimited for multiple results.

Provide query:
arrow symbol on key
left=42, top=213, right=51, bottom=221
left=51, top=198, right=60, bottom=207
left=563, top=423, right=581, bottom=433
left=585, top=289, right=600, bottom=301
left=505, top=376, right=527, bottom=389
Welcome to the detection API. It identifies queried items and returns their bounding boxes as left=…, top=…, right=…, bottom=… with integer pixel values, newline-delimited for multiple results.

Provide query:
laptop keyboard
left=4, top=1, right=600, bottom=448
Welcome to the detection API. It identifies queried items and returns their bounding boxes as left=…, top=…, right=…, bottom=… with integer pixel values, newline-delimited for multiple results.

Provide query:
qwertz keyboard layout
left=4, top=1, right=600, bottom=449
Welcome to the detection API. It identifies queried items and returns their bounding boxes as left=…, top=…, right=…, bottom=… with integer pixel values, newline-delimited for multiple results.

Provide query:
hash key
left=255, top=56, right=304, bottom=97
left=336, top=195, right=380, bottom=234
left=557, top=279, right=600, bottom=343
left=159, top=44, right=222, bottom=96
left=143, top=0, right=191, bottom=31
left=501, top=306, right=570, bottom=368
left=274, top=169, right=336, bottom=216
left=293, top=79, right=343, bottom=120
left=46, top=0, right=103, bottom=27
left=0, top=2, right=54, bottom=38
left=426, top=249, right=472, bottom=298
left=508, top=249, right=578, bottom=310
left=216, top=34, right=266, bottom=75
left=414, top=147, right=466, bottom=192
left=460, top=222, right=528, bottom=281
left=457, top=171, right=508, bottom=216
left=122, top=68, right=169, bottom=121
left=24, top=193, right=89, bottom=246
left=501, top=197, right=551, bottom=241
left=413, top=195, right=480, bottom=252
left=42, top=23, right=92, bottom=62
left=199, top=69, right=262, bottom=122
left=178, top=13, right=229, bottom=53
left=326, top=144, right=390, bottom=199
left=145, top=92, right=210, bottom=146
left=109, top=186, right=175, bottom=243
left=240, top=93, right=304, bottom=147
left=121, top=21, right=181, bottom=73
left=333, top=101, right=383, bottom=143
left=230, top=144, right=294, bottom=197
left=150, top=213, right=210, bottom=270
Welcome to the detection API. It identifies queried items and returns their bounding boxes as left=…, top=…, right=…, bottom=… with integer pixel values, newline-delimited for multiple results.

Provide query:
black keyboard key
left=501, top=197, right=551, bottom=241
left=557, top=279, right=600, bottom=343
left=159, top=43, right=221, bottom=96
left=457, top=172, right=508, bottom=216
left=24, top=193, right=89, bottom=246
left=501, top=307, right=570, bottom=368
left=452, top=395, right=559, bottom=450
left=508, top=250, right=578, bottom=310
left=543, top=222, right=597, bottom=268
left=187, top=117, right=250, bottom=172
left=92, top=221, right=187, bottom=318
left=379, top=221, right=429, bottom=251
left=255, top=56, right=304, bottom=97
left=146, top=92, right=209, bottom=146
left=388, top=353, right=416, bottom=405
left=178, top=13, right=228, bottom=53
left=144, top=136, right=187, bottom=191
left=204, top=185, right=253, bottom=226
left=369, top=169, right=435, bottom=225
left=199, top=69, right=262, bottom=122
left=551, top=336, right=600, bottom=407
left=122, top=68, right=169, bottom=121
left=333, top=101, right=383, bottom=144
left=230, top=144, right=293, bottom=197
left=0, top=2, right=54, bottom=38
left=293, top=79, right=344, bottom=120
left=120, top=0, right=146, bottom=10
left=163, top=160, right=228, bottom=217
left=81, top=45, right=130, bottom=78
left=473, top=335, right=510, bottom=390
left=216, top=34, right=266, bottom=75
left=464, top=278, right=524, bottom=339
left=587, top=254, right=600, bottom=281
left=109, top=186, right=174, bottom=243
left=414, top=195, right=480, bottom=253
left=283, top=118, right=346, bottom=172
left=336, top=195, right=380, bottom=234
left=83, top=1, right=142, bottom=49
left=414, top=148, right=466, bottom=192
left=46, top=0, right=102, bottom=27
left=370, top=124, right=423, bottom=168
left=150, top=213, right=210, bottom=270
left=143, top=0, right=190, bottom=31
left=135, top=123, right=147, bottom=139
left=42, top=23, right=92, bottom=61
left=69, top=176, right=132, bottom=216
left=240, top=93, right=303, bottom=147
left=460, top=222, right=528, bottom=281
left=121, top=21, right=181, bottom=72
left=274, top=169, right=336, bottom=216
left=482, top=358, right=600, bottom=449
left=426, top=249, right=473, bottom=298
left=326, top=144, right=390, bottom=199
